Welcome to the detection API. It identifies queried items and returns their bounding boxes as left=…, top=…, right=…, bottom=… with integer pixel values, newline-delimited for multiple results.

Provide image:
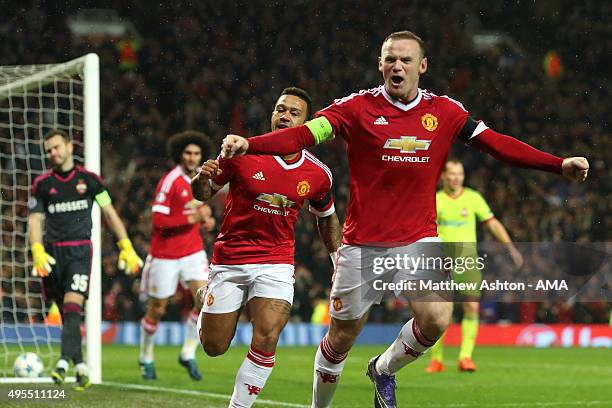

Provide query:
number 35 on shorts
left=70, top=274, right=89, bottom=292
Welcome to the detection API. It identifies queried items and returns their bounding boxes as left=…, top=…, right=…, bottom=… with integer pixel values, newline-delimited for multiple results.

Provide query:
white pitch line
left=333, top=401, right=611, bottom=408
left=418, top=401, right=612, bottom=408
left=493, top=362, right=612, bottom=373
left=100, top=381, right=310, bottom=408
left=316, top=400, right=612, bottom=408
left=0, top=377, right=76, bottom=384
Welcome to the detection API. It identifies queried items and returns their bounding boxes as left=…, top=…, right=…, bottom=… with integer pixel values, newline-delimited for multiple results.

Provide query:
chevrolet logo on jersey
left=256, top=193, right=295, bottom=208
left=384, top=136, right=431, bottom=153
left=382, top=136, right=431, bottom=163
left=254, top=193, right=295, bottom=216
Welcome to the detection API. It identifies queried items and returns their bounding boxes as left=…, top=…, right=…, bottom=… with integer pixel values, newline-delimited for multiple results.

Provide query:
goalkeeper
left=27, top=129, right=143, bottom=390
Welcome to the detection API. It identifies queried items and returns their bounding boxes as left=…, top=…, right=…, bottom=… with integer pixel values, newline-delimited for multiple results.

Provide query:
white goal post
left=0, top=53, right=101, bottom=384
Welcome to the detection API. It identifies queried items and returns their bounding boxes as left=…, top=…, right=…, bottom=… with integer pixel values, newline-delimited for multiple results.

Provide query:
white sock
left=376, top=317, right=435, bottom=375
left=75, top=362, right=88, bottom=376
left=56, top=359, right=69, bottom=371
left=180, top=309, right=200, bottom=360
left=312, top=336, right=347, bottom=408
left=229, top=346, right=275, bottom=408
left=139, top=317, right=158, bottom=364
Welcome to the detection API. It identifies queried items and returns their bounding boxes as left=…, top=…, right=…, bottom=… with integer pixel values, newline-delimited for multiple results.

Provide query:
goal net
left=0, top=54, right=101, bottom=383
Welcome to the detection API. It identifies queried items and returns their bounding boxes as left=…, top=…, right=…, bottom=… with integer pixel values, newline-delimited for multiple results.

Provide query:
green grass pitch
left=4, top=345, right=612, bottom=407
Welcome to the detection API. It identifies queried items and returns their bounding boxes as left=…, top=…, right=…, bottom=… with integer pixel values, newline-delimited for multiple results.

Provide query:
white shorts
left=202, top=263, right=295, bottom=314
left=141, top=250, right=209, bottom=299
left=329, top=237, right=448, bottom=320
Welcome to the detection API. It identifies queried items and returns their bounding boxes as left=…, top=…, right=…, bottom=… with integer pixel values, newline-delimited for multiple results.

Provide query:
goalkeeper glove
left=117, top=238, right=143, bottom=275
left=31, top=242, right=56, bottom=277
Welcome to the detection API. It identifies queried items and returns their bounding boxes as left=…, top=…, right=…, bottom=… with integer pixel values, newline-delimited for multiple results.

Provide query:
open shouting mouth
left=390, top=75, right=404, bottom=88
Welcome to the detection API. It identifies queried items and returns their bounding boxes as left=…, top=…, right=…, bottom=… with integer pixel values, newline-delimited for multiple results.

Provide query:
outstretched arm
left=221, top=116, right=334, bottom=158
left=466, top=124, right=589, bottom=181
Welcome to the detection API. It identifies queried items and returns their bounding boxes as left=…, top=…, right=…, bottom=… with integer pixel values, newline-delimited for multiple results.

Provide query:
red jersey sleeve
left=247, top=126, right=315, bottom=155
left=468, top=127, right=563, bottom=174
left=309, top=188, right=335, bottom=217
left=438, top=95, right=470, bottom=142
left=448, top=99, right=563, bottom=174
left=211, top=156, right=239, bottom=190
left=307, top=158, right=335, bottom=217
left=152, top=178, right=190, bottom=229
left=314, top=92, right=362, bottom=141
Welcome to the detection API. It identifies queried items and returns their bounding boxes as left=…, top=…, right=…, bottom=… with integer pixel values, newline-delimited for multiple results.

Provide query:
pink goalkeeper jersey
left=316, top=86, right=471, bottom=246
left=211, top=150, right=334, bottom=265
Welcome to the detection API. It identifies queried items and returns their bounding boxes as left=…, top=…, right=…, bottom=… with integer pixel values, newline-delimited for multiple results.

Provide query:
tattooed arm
left=316, top=213, right=342, bottom=255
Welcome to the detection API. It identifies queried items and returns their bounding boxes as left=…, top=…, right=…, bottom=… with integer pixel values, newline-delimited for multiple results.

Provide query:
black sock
left=61, top=302, right=83, bottom=365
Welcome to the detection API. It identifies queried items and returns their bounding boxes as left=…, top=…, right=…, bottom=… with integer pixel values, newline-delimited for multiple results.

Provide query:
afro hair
left=166, top=130, right=212, bottom=164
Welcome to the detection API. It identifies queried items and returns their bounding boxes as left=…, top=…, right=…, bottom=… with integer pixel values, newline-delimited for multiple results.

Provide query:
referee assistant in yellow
left=426, top=159, right=523, bottom=373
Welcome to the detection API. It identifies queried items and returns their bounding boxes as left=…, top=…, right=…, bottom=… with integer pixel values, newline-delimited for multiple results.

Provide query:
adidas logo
left=374, top=116, right=388, bottom=125
left=252, top=171, right=266, bottom=181
left=49, top=187, right=58, bottom=195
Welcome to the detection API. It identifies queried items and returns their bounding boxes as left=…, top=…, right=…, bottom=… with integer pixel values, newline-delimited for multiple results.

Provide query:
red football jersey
left=150, top=166, right=204, bottom=258
left=211, top=150, right=334, bottom=265
left=316, top=86, right=471, bottom=246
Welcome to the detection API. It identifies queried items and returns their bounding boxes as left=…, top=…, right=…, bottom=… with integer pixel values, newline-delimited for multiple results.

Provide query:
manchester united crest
left=421, top=113, right=438, bottom=132
left=76, top=179, right=87, bottom=195
left=332, top=297, right=342, bottom=311
left=207, top=293, right=215, bottom=307
left=297, top=180, right=310, bottom=197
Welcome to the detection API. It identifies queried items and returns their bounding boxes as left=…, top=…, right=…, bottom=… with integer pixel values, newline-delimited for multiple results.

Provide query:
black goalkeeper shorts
left=43, top=240, right=92, bottom=302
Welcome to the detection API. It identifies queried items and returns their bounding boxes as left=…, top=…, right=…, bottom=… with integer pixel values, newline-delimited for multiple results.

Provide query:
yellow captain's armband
left=95, top=190, right=112, bottom=208
left=305, top=116, right=335, bottom=145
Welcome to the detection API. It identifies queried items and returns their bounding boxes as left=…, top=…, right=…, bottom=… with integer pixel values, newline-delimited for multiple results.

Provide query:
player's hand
left=31, top=242, right=55, bottom=277
left=117, top=238, right=143, bottom=275
left=195, top=284, right=208, bottom=311
left=221, top=134, right=249, bottom=158
left=197, top=204, right=216, bottom=231
left=198, top=160, right=222, bottom=179
left=508, top=246, right=524, bottom=269
left=202, top=215, right=216, bottom=231
left=561, top=157, right=589, bottom=182
left=191, top=162, right=220, bottom=202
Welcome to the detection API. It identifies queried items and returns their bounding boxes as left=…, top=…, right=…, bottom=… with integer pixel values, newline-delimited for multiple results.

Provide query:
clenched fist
left=561, top=157, right=589, bottom=182
left=191, top=160, right=222, bottom=201
left=199, top=159, right=222, bottom=179
left=221, top=135, right=249, bottom=158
